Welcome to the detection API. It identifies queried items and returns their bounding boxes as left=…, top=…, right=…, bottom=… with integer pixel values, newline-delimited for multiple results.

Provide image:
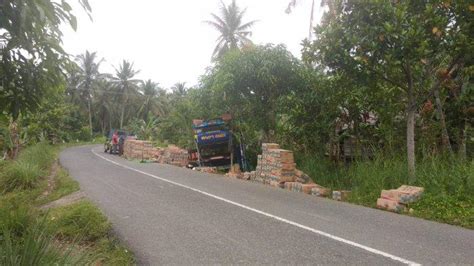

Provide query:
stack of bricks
left=123, top=140, right=160, bottom=161
left=255, top=143, right=297, bottom=186
left=158, top=145, right=189, bottom=167
left=283, top=182, right=322, bottom=194
left=377, top=185, right=424, bottom=213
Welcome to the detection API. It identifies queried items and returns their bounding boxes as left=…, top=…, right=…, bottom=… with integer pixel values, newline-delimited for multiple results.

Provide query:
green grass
left=1, top=161, right=44, bottom=192
left=0, top=143, right=56, bottom=193
left=297, top=154, right=474, bottom=228
left=95, top=238, right=135, bottom=266
left=35, top=168, right=80, bottom=206
left=47, top=201, right=111, bottom=243
left=0, top=216, right=89, bottom=266
left=0, top=142, right=135, bottom=265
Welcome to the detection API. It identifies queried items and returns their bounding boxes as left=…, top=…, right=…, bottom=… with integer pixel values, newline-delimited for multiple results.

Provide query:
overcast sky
left=62, top=0, right=324, bottom=88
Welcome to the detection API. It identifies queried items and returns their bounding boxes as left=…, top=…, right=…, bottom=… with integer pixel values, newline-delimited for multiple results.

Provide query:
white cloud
left=63, top=0, right=324, bottom=88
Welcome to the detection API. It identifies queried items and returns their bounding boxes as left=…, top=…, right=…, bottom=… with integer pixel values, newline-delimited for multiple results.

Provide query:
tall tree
left=302, top=0, right=473, bottom=181
left=0, top=0, right=91, bottom=158
left=202, top=44, right=308, bottom=142
left=76, top=50, right=103, bottom=136
left=94, top=78, right=114, bottom=134
left=139, top=79, right=165, bottom=121
left=205, top=0, right=257, bottom=59
left=112, top=60, right=141, bottom=129
left=171, top=82, right=188, bottom=97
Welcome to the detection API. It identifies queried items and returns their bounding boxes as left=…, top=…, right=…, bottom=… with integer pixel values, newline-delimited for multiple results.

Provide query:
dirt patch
left=38, top=159, right=59, bottom=199
left=39, top=191, right=86, bottom=210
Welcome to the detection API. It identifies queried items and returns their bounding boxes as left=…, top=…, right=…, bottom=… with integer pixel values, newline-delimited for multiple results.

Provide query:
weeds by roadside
left=297, top=154, right=474, bottom=229
left=0, top=143, right=135, bottom=265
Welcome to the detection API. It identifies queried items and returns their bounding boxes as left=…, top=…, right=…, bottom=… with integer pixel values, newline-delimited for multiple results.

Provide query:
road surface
left=60, top=145, right=473, bottom=265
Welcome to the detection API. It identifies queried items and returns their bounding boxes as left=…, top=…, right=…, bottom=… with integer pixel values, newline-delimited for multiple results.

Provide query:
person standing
left=112, top=131, right=119, bottom=154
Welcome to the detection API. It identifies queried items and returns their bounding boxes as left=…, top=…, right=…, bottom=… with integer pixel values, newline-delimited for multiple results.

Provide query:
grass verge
left=0, top=142, right=135, bottom=265
left=297, top=153, right=474, bottom=229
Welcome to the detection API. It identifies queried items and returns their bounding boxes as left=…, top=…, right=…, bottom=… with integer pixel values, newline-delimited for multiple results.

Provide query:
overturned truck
left=192, top=114, right=238, bottom=169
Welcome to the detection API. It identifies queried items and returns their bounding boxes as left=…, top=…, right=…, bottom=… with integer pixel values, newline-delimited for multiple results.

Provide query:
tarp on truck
left=196, top=130, right=230, bottom=145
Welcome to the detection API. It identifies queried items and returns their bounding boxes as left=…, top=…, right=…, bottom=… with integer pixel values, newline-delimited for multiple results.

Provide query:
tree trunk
left=120, top=106, right=125, bottom=129
left=88, top=98, right=93, bottom=137
left=8, top=120, right=20, bottom=159
left=433, top=87, right=452, bottom=153
left=405, top=63, right=416, bottom=183
left=407, top=107, right=416, bottom=183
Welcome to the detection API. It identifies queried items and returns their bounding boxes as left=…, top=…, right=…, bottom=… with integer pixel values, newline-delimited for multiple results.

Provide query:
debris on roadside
left=193, top=166, right=218, bottom=174
left=311, top=185, right=331, bottom=197
left=376, top=185, right=424, bottom=212
left=332, top=190, right=351, bottom=201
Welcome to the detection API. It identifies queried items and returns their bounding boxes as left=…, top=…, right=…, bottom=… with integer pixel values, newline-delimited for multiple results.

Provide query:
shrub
left=0, top=216, right=88, bottom=266
left=0, top=199, right=35, bottom=238
left=298, top=153, right=474, bottom=228
left=1, top=161, right=44, bottom=192
left=49, top=201, right=111, bottom=242
left=16, top=142, right=56, bottom=171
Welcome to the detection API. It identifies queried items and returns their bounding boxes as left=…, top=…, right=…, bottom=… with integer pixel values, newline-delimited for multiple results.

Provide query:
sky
left=62, top=0, right=325, bottom=88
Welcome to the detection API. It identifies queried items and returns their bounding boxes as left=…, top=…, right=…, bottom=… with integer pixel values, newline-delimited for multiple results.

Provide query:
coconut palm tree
left=205, top=0, right=257, bottom=59
left=139, top=79, right=166, bottom=120
left=171, top=82, right=188, bottom=97
left=111, top=60, right=141, bottom=129
left=93, top=79, right=115, bottom=134
left=76, top=51, right=104, bottom=136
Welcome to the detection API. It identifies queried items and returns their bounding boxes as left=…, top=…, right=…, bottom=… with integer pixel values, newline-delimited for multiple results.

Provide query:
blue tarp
left=192, top=118, right=225, bottom=130
left=196, top=130, right=230, bottom=145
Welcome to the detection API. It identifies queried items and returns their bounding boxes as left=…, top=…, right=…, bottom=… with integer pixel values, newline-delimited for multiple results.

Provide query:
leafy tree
left=0, top=0, right=91, bottom=158
left=139, top=79, right=166, bottom=120
left=93, top=78, right=115, bottom=134
left=302, top=0, right=473, bottom=181
left=205, top=0, right=257, bottom=59
left=76, top=50, right=104, bottom=136
left=202, top=44, right=309, bottom=143
left=171, top=82, right=188, bottom=97
left=111, top=60, right=141, bottom=129
left=0, top=0, right=91, bottom=119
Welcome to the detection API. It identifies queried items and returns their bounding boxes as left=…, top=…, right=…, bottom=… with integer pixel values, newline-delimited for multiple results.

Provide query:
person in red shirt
left=112, top=131, right=119, bottom=153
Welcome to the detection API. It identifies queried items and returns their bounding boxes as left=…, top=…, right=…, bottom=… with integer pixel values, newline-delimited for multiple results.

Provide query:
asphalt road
left=60, top=145, right=474, bottom=265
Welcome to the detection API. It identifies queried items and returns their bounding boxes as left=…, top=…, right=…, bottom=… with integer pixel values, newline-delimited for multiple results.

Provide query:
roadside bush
left=298, top=153, right=474, bottom=228
left=1, top=161, right=44, bottom=192
left=0, top=216, right=87, bottom=266
left=49, top=201, right=111, bottom=242
left=0, top=143, right=56, bottom=193
left=0, top=198, right=35, bottom=238
left=17, top=142, right=56, bottom=170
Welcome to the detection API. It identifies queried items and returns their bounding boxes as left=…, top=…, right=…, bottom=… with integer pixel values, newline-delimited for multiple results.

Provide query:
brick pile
left=377, top=185, right=424, bottom=212
left=250, top=143, right=336, bottom=199
left=123, top=140, right=159, bottom=161
left=255, top=143, right=297, bottom=185
left=157, top=145, right=189, bottom=167
left=123, top=141, right=189, bottom=167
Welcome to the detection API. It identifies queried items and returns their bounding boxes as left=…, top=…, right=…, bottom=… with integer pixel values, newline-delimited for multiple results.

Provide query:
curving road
left=60, top=145, right=473, bottom=265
